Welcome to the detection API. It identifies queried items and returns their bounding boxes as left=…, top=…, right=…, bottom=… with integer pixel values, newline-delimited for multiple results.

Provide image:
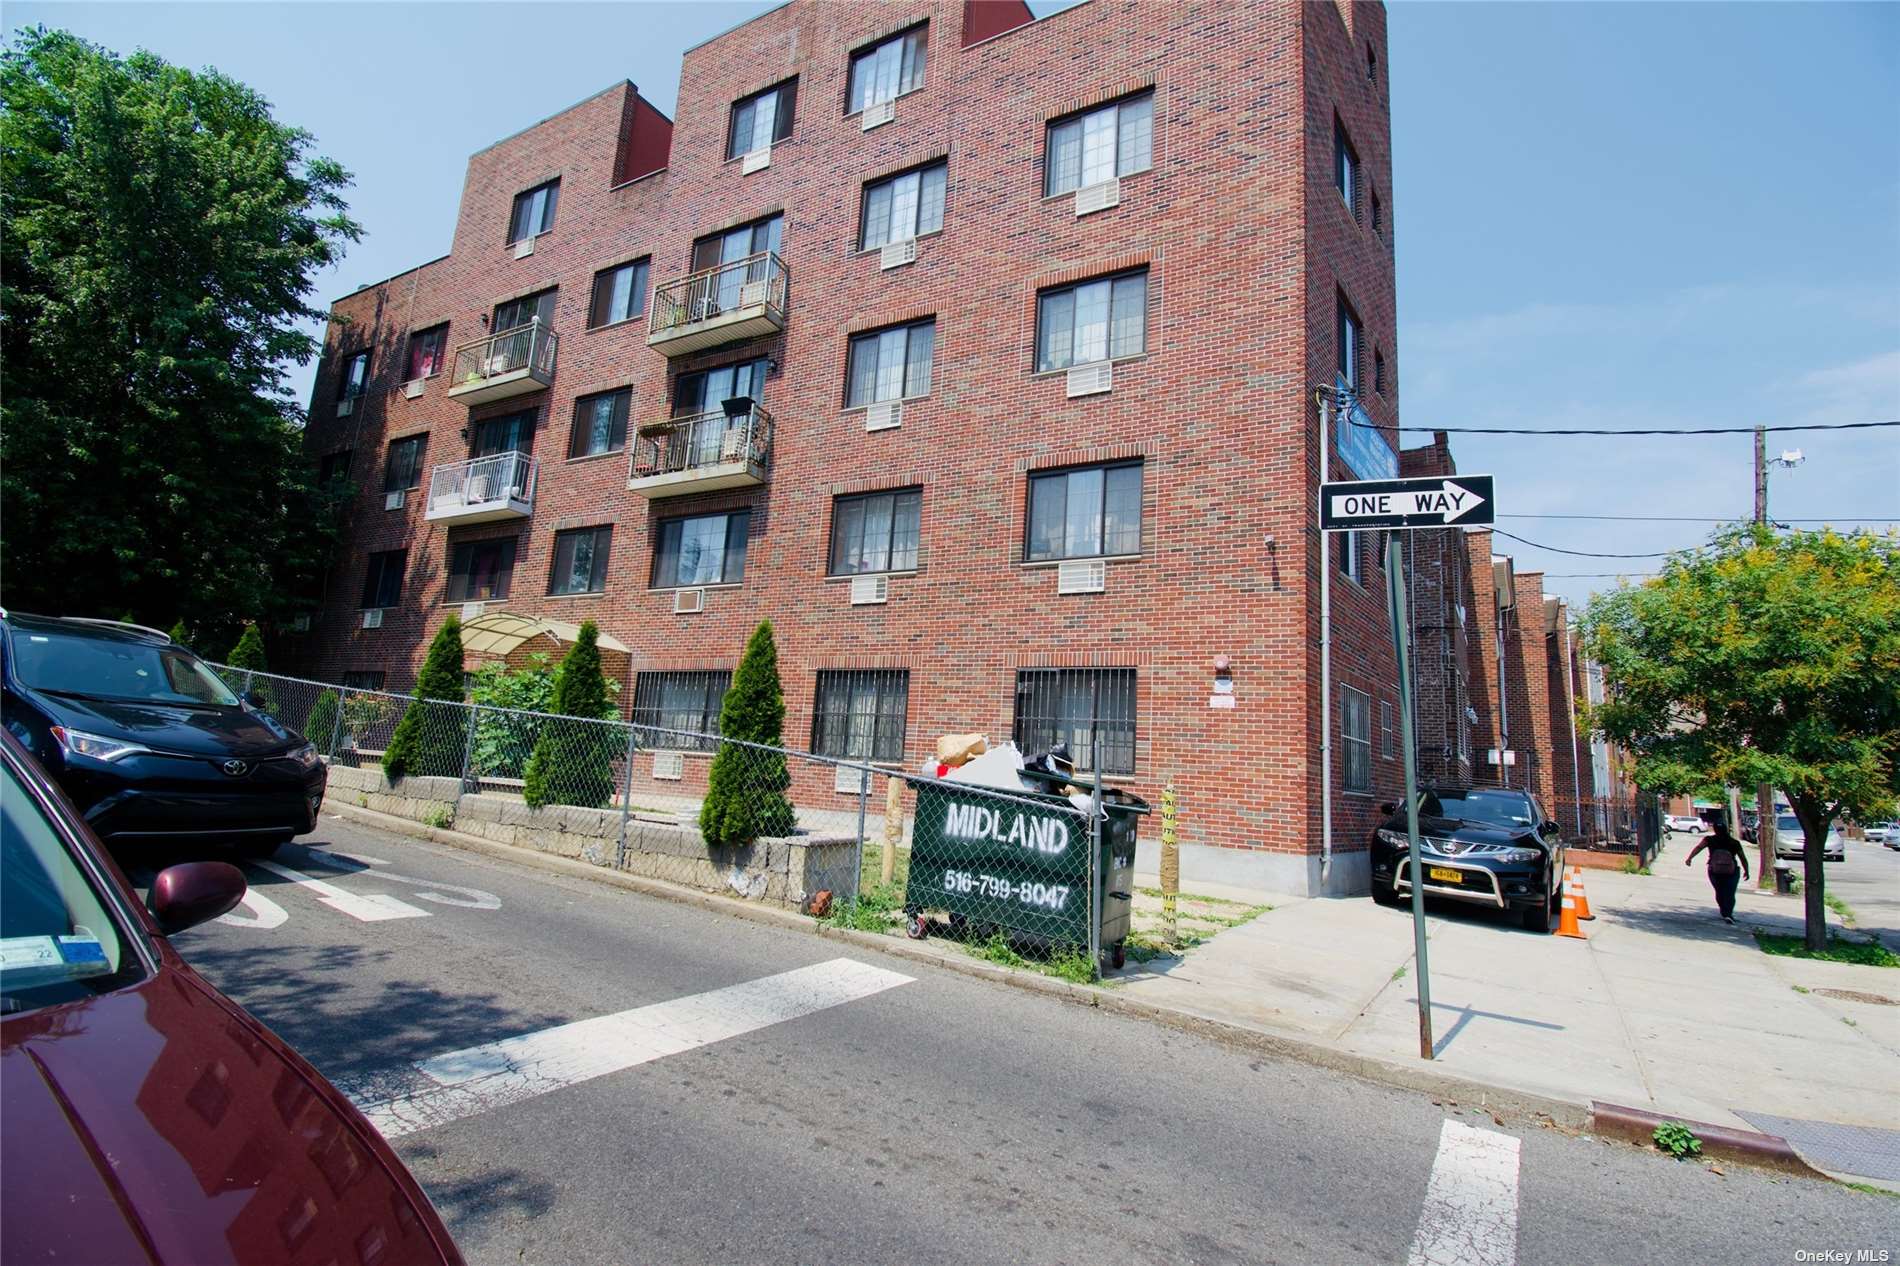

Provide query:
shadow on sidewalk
left=1601, top=901, right=1814, bottom=944
left=1421, top=997, right=1566, bottom=1057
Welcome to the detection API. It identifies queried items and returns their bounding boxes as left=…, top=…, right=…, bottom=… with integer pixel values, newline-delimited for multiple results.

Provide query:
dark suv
left=1367, top=786, right=1566, bottom=932
left=0, top=612, right=324, bottom=856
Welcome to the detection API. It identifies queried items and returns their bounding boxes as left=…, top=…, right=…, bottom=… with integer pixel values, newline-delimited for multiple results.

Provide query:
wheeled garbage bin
left=903, top=770, right=1148, bottom=973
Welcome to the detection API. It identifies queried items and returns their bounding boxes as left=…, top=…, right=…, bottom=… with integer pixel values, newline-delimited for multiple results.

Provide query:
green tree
left=382, top=617, right=465, bottom=782
left=166, top=620, right=192, bottom=652
left=522, top=624, right=617, bottom=810
left=700, top=621, right=796, bottom=847
left=0, top=28, right=358, bottom=630
left=1580, top=525, right=1900, bottom=950
left=225, top=624, right=271, bottom=710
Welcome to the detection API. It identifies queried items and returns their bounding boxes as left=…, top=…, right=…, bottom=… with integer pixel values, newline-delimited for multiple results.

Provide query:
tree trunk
left=1792, top=795, right=1829, bottom=952
left=1755, top=783, right=1775, bottom=889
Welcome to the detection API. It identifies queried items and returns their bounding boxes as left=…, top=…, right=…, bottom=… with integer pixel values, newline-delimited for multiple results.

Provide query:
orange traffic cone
left=1569, top=866, right=1595, bottom=920
left=1556, top=881, right=1587, bottom=939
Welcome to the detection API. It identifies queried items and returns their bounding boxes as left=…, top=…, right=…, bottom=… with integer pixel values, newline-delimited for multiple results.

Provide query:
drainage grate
left=1736, top=1113, right=1900, bottom=1181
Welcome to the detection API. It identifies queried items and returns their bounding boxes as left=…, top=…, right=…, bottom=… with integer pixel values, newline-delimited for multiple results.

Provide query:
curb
left=1589, top=1102, right=1827, bottom=1177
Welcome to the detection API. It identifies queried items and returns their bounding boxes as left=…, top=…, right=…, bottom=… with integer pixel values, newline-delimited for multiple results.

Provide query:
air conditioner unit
left=740, top=147, right=771, bottom=175
left=384, top=490, right=405, bottom=511
left=861, top=100, right=895, bottom=131
left=879, top=238, right=917, bottom=270
left=864, top=400, right=903, bottom=432
left=737, top=279, right=769, bottom=306
left=1057, top=559, right=1107, bottom=595
left=673, top=588, right=705, bottom=614
left=336, top=397, right=354, bottom=418
left=291, top=614, right=312, bottom=633
left=1074, top=179, right=1122, bottom=216
left=850, top=574, right=889, bottom=605
left=652, top=751, right=685, bottom=781
left=361, top=608, right=385, bottom=629
left=461, top=602, right=485, bottom=622
left=835, top=764, right=871, bottom=795
left=1066, top=362, right=1113, bottom=397
left=403, top=379, right=425, bottom=400
left=513, top=236, right=535, bottom=259
left=720, top=429, right=747, bottom=461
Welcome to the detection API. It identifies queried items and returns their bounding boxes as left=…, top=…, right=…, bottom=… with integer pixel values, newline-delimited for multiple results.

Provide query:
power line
left=1543, top=572, right=1658, bottom=579
left=1498, top=513, right=1898, bottom=524
left=1488, top=528, right=1677, bottom=559
left=1350, top=417, right=1900, bottom=437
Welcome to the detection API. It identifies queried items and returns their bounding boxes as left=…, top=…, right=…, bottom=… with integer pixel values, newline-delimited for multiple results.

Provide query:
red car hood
left=1, top=966, right=457, bottom=1266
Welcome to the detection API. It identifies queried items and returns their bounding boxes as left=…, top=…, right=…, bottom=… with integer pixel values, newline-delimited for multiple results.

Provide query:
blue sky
left=10, top=1, right=1896, bottom=609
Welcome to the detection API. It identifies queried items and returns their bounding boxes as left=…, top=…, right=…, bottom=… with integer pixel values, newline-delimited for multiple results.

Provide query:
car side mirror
left=1542, top=820, right=1560, bottom=835
left=242, top=690, right=266, bottom=709
left=150, top=861, right=246, bottom=935
left=1379, top=803, right=1396, bottom=816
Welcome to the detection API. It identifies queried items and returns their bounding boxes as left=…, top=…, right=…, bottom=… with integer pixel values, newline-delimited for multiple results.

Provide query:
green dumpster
left=902, top=773, right=1148, bottom=971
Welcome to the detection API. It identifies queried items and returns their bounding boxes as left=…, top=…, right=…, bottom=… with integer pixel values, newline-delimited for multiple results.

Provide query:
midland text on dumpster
left=940, top=802, right=1074, bottom=911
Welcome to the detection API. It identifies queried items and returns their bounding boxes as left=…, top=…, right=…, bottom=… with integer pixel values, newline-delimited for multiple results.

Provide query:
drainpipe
left=1317, top=392, right=1333, bottom=890
left=1495, top=604, right=1511, bottom=790
left=1564, top=618, right=1584, bottom=839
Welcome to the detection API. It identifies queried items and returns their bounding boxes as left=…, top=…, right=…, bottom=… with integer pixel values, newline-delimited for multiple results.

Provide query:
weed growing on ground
left=1844, top=1182, right=1900, bottom=1201
left=1618, top=857, right=1653, bottom=875
left=1653, top=1121, right=1702, bottom=1160
left=1791, top=985, right=1810, bottom=994
left=1754, top=931, right=1899, bottom=968
left=1824, top=893, right=1856, bottom=925
left=819, top=882, right=903, bottom=934
left=421, top=805, right=453, bottom=830
left=1392, top=965, right=1409, bottom=982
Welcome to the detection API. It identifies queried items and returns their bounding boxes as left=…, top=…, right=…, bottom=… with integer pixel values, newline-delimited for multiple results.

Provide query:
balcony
left=445, top=320, right=557, bottom=405
left=646, top=252, right=787, bottom=357
left=425, top=452, right=537, bottom=524
left=627, top=405, right=772, bottom=498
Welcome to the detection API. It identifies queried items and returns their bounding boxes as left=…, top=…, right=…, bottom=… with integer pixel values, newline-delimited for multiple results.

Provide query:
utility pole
left=1751, top=424, right=1776, bottom=886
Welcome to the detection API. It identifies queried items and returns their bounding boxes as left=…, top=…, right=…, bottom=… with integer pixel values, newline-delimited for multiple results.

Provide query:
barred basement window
left=631, top=671, right=730, bottom=751
left=1013, top=668, right=1136, bottom=776
left=812, top=669, right=909, bottom=762
left=341, top=671, right=385, bottom=691
left=1342, top=685, right=1372, bottom=793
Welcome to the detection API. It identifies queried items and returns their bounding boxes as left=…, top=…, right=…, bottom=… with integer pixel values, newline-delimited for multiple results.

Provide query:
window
left=507, top=179, right=559, bottom=244
left=1337, top=296, right=1362, bottom=392
left=471, top=410, right=533, bottom=460
left=360, top=550, right=406, bottom=610
left=1013, top=668, right=1136, bottom=775
left=848, top=25, right=926, bottom=114
left=689, top=214, right=784, bottom=273
left=1371, top=190, right=1383, bottom=239
left=1026, top=462, right=1142, bottom=563
left=548, top=526, right=612, bottom=596
left=829, top=489, right=921, bottom=575
left=340, top=671, right=385, bottom=691
left=446, top=537, right=517, bottom=603
left=812, top=670, right=910, bottom=762
left=631, top=671, right=730, bottom=750
left=1368, top=46, right=1378, bottom=85
left=569, top=388, right=631, bottom=459
left=674, top=358, right=768, bottom=417
left=317, top=450, right=353, bottom=488
left=845, top=320, right=935, bottom=406
left=1381, top=700, right=1395, bottom=758
left=405, top=325, right=448, bottom=381
left=1334, top=120, right=1359, bottom=219
left=337, top=351, right=370, bottom=400
left=588, top=259, right=649, bottom=328
left=1044, top=91, right=1153, bottom=196
left=384, top=435, right=426, bottom=494
left=726, top=79, right=796, bottom=159
left=1339, top=530, right=1363, bottom=584
left=1035, top=270, right=1147, bottom=372
left=1342, top=685, right=1372, bottom=792
left=860, top=161, right=946, bottom=249
left=652, top=511, right=750, bottom=588
left=493, top=289, right=556, bottom=333
left=1374, top=350, right=1386, bottom=396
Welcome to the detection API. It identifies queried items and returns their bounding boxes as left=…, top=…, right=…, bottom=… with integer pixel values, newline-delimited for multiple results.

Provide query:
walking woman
left=1684, top=819, right=1751, bottom=923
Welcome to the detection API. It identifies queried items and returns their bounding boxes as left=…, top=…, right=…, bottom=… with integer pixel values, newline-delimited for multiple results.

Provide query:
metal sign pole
left=1385, top=532, right=1435, bottom=1060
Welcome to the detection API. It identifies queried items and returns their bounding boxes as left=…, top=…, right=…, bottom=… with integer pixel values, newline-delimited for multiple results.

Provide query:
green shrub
left=700, top=621, right=796, bottom=847
left=468, top=654, right=556, bottom=780
left=166, top=620, right=192, bottom=652
left=304, top=689, right=340, bottom=751
left=383, top=617, right=466, bottom=781
left=522, top=624, right=618, bottom=809
left=226, top=624, right=272, bottom=709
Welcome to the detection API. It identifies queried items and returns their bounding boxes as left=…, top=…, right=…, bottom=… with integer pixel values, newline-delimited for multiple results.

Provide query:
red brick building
left=293, top=0, right=1406, bottom=895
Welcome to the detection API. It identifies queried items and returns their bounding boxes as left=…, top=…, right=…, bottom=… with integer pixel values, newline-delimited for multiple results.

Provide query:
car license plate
left=1428, top=866, right=1462, bottom=883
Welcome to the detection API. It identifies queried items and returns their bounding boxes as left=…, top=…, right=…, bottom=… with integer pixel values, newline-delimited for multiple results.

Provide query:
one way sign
left=1319, top=474, right=1495, bottom=531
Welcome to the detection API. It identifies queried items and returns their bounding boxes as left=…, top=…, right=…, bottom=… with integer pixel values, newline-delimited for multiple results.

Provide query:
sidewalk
left=1119, top=837, right=1900, bottom=1178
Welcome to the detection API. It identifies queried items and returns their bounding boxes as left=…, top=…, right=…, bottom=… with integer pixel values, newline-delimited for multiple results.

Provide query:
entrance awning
left=460, top=611, right=630, bottom=657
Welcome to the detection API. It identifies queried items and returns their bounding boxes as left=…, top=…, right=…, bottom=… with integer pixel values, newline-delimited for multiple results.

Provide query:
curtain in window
left=1103, top=465, right=1142, bottom=555
left=903, top=322, right=934, bottom=397
left=1071, top=279, right=1110, bottom=365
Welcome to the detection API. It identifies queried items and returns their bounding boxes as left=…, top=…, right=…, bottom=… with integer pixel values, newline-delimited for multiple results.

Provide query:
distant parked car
left=1863, top=821, right=1898, bottom=847
left=0, top=729, right=463, bottom=1265
left=0, top=611, right=325, bottom=858
left=1367, top=786, right=1566, bottom=932
left=1666, top=814, right=1707, bottom=835
left=1772, top=813, right=1845, bottom=863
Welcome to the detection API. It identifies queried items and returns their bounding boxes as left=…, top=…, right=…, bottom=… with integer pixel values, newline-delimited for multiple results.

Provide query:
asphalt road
left=142, top=814, right=1896, bottom=1266
left=1826, top=834, right=1900, bottom=949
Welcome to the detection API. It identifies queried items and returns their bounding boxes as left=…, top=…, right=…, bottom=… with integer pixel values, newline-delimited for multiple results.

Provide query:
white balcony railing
left=628, top=405, right=772, bottom=498
left=425, top=451, right=537, bottom=524
left=647, top=252, right=787, bottom=356
left=446, top=319, right=557, bottom=404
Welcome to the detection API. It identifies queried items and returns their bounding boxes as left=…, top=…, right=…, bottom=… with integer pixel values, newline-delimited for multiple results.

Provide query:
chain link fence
left=214, top=665, right=1117, bottom=975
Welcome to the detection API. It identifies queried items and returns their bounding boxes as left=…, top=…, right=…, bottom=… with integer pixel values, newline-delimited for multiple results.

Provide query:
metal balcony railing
left=447, top=319, right=557, bottom=401
left=647, top=253, right=787, bottom=353
left=425, top=451, right=538, bottom=522
left=630, top=406, right=772, bottom=487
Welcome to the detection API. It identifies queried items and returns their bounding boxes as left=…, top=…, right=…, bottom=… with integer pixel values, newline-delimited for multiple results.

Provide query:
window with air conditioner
left=405, top=324, right=448, bottom=381
left=1044, top=91, right=1153, bottom=197
left=1025, top=461, right=1142, bottom=563
left=506, top=179, right=559, bottom=244
left=652, top=510, right=750, bottom=589
left=860, top=160, right=946, bottom=250
left=812, top=670, right=909, bottom=762
left=1013, top=668, right=1136, bottom=775
left=337, top=350, right=370, bottom=402
left=1341, top=685, right=1372, bottom=793
left=360, top=549, right=406, bottom=611
left=445, top=537, right=517, bottom=604
left=384, top=435, right=425, bottom=499
left=726, top=79, right=797, bottom=160
left=568, top=387, right=631, bottom=459
left=848, top=24, right=926, bottom=115
left=1036, top=269, right=1146, bottom=372
left=548, top=525, right=612, bottom=596
left=588, top=259, right=649, bottom=329
left=632, top=671, right=730, bottom=751
left=845, top=320, right=934, bottom=408
left=829, top=488, right=921, bottom=576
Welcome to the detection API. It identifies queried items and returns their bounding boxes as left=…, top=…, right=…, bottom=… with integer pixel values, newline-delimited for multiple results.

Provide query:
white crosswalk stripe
left=1406, top=1119, right=1521, bottom=1266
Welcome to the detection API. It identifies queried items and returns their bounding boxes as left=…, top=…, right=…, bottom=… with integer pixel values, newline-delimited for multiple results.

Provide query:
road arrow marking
left=1407, top=1119, right=1521, bottom=1266
left=251, top=858, right=431, bottom=922
left=216, top=887, right=289, bottom=930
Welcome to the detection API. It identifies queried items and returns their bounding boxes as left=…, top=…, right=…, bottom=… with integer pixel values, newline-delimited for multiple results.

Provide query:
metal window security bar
left=1012, top=668, right=1136, bottom=776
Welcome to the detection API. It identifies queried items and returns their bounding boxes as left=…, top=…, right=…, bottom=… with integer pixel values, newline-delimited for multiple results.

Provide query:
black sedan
left=0, top=612, right=324, bottom=857
left=1368, top=786, right=1566, bottom=932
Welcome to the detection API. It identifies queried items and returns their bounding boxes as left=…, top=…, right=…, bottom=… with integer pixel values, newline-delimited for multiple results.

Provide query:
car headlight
left=50, top=727, right=148, bottom=763
left=1496, top=847, right=1543, bottom=864
left=1376, top=828, right=1411, bottom=849
left=287, top=742, right=320, bottom=770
